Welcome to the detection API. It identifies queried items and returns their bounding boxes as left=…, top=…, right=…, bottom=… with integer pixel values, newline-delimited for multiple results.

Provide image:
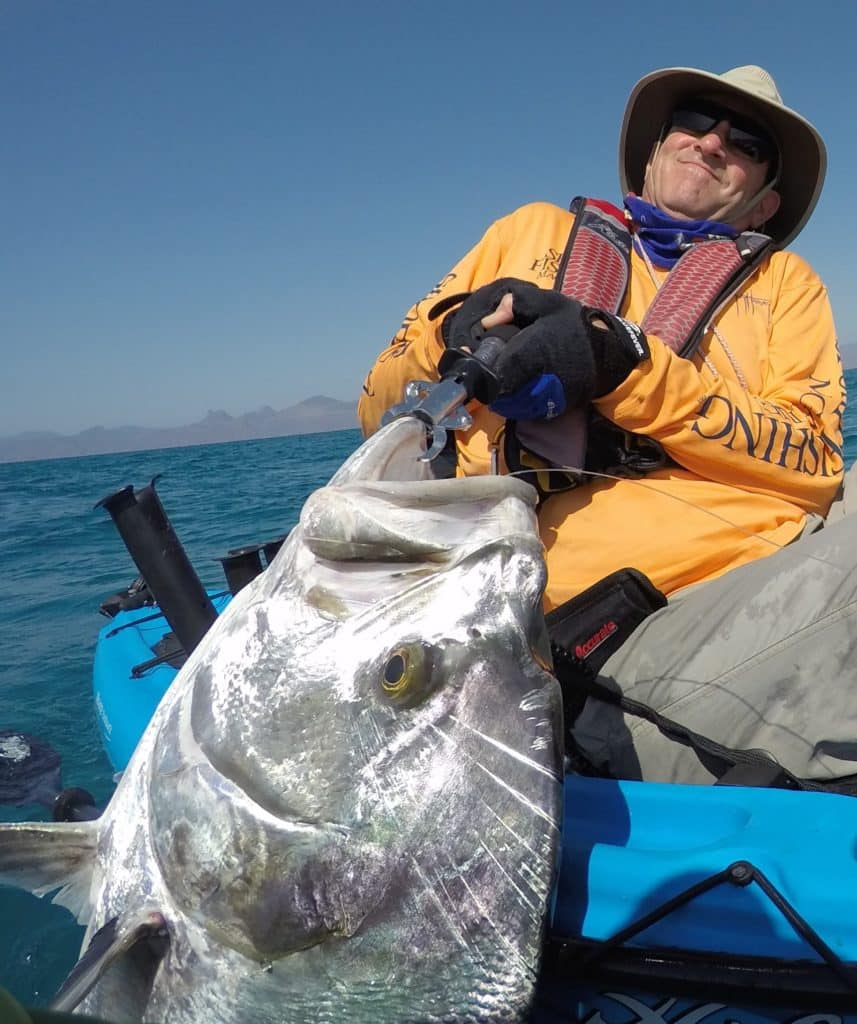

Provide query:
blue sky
left=3, top=1, right=856, bottom=436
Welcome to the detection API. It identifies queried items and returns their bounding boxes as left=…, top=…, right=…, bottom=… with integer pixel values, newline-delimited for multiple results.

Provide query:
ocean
left=2, top=372, right=856, bottom=1010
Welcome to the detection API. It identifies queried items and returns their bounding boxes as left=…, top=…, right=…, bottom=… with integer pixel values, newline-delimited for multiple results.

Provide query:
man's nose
left=696, top=120, right=730, bottom=155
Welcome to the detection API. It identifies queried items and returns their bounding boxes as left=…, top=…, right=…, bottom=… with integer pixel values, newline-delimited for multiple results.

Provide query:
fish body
left=0, top=418, right=563, bottom=1023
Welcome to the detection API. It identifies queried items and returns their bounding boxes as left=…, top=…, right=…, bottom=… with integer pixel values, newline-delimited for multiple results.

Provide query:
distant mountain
left=5, top=351, right=855, bottom=465
left=0, top=396, right=359, bottom=464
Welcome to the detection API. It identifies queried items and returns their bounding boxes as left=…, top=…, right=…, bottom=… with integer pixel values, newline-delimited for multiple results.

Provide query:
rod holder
left=96, top=476, right=217, bottom=655
left=218, top=544, right=265, bottom=595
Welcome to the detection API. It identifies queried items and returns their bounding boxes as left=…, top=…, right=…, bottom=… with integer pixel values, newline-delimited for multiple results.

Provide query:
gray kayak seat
left=823, top=459, right=857, bottom=524
left=570, top=467, right=857, bottom=789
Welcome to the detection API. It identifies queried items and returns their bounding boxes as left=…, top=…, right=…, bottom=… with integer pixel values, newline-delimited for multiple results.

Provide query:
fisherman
left=358, top=65, right=855, bottom=788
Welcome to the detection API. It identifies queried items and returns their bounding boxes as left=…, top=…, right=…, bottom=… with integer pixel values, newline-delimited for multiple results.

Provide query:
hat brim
left=619, top=67, right=826, bottom=248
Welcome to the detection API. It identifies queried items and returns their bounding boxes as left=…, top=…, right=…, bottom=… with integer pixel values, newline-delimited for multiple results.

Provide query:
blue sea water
left=1, top=371, right=856, bottom=1010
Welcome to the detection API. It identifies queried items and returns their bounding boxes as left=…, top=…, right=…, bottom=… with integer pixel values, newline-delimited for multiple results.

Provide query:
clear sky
left=2, top=0, right=856, bottom=437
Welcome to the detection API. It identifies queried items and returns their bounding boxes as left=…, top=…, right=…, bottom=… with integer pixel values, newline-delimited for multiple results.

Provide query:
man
left=359, top=66, right=852, bottom=787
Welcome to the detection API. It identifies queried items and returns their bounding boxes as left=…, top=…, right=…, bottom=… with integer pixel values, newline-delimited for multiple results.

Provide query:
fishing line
left=503, top=462, right=853, bottom=580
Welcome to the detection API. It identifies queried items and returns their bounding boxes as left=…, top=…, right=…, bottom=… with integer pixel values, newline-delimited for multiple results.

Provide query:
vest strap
left=641, top=231, right=773, bottom=358
left=554, top=197, right=631, bottom=311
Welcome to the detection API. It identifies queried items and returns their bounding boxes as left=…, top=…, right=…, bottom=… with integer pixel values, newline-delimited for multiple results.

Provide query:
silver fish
left=0, top=417, right=563, bottom=1023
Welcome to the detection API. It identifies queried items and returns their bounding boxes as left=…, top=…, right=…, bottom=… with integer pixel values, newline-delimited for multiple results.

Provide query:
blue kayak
left=543, top=775, right=857, bottom=1022
left=93, top=591, right=232, bottom=772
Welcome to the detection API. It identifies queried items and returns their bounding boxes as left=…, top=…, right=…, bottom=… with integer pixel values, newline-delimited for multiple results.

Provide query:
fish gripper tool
left=380, top=334, right=507, bottom=462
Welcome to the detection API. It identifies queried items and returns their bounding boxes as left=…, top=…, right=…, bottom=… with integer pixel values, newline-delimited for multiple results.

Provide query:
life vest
left=506, top=197, right=774, bottom=499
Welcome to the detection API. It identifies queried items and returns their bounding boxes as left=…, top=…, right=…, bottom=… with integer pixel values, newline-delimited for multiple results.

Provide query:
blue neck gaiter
left=624, top=195, right=737, bottom=269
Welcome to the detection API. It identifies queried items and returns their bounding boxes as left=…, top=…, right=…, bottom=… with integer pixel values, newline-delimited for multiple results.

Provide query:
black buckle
left=586, top=415, right=672, bottom=477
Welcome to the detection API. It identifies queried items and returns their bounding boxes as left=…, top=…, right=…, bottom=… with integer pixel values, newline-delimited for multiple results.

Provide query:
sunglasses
left=669, top=101, right=777, bottom=164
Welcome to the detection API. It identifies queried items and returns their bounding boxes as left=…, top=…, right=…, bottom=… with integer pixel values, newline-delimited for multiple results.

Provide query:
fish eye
left=379, top=642, right=435, bottom=708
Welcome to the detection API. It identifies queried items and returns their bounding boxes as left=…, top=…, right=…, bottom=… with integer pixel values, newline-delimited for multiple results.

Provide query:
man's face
left=641, top=102, right=777, bottom=228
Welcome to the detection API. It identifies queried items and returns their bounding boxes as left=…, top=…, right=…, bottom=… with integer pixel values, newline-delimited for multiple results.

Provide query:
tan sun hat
left=619, top=65, right=827, bottom=248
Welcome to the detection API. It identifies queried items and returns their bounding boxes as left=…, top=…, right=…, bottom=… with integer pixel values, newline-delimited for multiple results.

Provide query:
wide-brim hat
left=619, top=65, right=826, bottom=248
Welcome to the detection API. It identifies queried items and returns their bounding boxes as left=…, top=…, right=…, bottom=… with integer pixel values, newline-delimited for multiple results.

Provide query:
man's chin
left=649, top=192, right=735, bottom=226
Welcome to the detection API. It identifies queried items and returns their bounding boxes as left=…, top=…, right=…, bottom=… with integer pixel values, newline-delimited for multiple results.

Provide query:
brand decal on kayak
left=94, top=691, right=112, bottom=739
left=579, top=991, right=847, bottom=1024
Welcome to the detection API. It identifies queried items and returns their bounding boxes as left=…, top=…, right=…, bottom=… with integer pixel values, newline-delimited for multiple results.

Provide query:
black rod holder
left=96, top=477, right=217, bottom=655
left=218, top=544, right=264, bottom=595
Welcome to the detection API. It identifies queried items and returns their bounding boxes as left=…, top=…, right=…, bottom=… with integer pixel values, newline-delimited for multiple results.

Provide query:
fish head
left=114, top=420, right=564, bottom=1021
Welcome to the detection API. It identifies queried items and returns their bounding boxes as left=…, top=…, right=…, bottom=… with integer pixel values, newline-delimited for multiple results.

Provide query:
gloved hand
left=447, top=278, right=649, bottom=419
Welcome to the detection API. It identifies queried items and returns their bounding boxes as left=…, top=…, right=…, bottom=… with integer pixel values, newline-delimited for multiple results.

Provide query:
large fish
left=0, top=417, right=563, bottom=1023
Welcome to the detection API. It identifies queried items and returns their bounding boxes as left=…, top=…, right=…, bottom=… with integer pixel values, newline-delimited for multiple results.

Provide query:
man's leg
left=572, top=513, right=857, bottom=784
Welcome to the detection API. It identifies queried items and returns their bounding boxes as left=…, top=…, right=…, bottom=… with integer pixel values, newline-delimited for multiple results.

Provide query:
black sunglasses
left=669, top=101, right=777, bottom=165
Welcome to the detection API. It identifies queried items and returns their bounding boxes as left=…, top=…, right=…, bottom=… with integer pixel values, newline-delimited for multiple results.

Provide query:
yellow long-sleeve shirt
left=358, top=202, right=845, bottom=609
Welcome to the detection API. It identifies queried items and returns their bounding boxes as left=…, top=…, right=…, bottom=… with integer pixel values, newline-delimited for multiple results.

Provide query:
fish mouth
left=301, top=474, right=539, bottom=563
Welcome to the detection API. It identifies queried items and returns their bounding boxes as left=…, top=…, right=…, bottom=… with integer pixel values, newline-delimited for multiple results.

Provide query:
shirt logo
left=531, top=248, right=562, bottom=280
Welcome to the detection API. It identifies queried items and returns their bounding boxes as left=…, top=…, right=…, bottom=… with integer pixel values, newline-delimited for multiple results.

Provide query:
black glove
left=447, top=278, right=649, bottom=419
left=584, top=308, right=650, bottom=398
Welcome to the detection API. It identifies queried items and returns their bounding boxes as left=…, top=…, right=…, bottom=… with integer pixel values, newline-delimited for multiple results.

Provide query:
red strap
left=555, top=199, right=630, bottom=312
left=557, top=200, right=771, bottom=358
left=641, top=240, right=746, bottom=354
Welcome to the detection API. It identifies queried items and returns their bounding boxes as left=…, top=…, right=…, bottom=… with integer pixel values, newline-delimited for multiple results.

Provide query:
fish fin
left=0, top=820, right=97, bottom=921
left=50, top=909, right=168, bottom=1013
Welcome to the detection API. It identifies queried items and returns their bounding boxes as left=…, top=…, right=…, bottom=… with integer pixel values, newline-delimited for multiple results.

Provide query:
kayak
left=543, top=775, right=857, bottom=1022
left=93, top=475, right=282, bottom=773
left=92, top=479, right=857, bottom=1022
left=93, top=589, right=232, bottom=772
